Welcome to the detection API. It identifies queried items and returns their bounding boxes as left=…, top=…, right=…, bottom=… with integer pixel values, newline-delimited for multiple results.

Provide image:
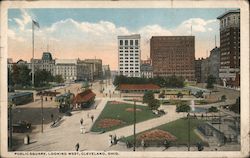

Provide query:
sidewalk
left=16, top=98, right=184, bottom=151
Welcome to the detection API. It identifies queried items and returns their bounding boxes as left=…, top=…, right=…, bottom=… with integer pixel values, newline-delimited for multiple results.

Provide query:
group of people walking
left=79, top=114, right=95, bottom=134
left=109, top=134, right=118, bottom=146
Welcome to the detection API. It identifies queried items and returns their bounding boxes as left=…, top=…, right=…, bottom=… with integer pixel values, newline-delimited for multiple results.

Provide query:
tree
left=221, top=95, right=227, bottom=102
left=208, top=106, right=218, bottom=112
left=8, top=68, right=14, bottom=86
left=176, top=103, right=191, bottom=112
left=158, top=93, right=165, bottom=99
left=54, top=75, right=64, bottom=83
left=113, top=75, right=130, bottom=87
left=206, top=75, right=216, bottom=89
left=18, top=65, right=31, bottom=87
left=177, top=92, right=183, bottom=98
left=12, top=64, right=20, bottom=86
left=148, top=99, right=160, bottom=110
left=143, top=91, right=155, bottom=104
left=195, top=91, right=203, bottom=98
left=35, top=69, right=54, bottom=87
left=229, top=97, right=240, bottom=114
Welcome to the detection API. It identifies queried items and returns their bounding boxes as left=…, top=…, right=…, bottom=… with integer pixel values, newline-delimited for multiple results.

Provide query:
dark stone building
left=195, top=58, right=204, bottom=83
left=150, top=36, right=195, bottom=81
left=217, top=9, right=240, bottom=87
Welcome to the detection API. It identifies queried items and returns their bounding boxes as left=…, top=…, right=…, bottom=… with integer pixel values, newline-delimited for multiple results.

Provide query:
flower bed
left=98, top=118, right=125, bottom=128
left=137, top=129, right=176, bottom=141
left=125, top=108, right=142, bottom=112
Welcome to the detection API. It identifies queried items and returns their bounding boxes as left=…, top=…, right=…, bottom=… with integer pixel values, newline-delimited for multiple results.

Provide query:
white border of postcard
left=0, top=0, right=249, bottom=157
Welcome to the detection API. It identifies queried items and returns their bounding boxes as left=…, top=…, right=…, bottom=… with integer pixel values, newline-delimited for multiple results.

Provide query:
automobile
left=12, top=121, right=31, bottom=133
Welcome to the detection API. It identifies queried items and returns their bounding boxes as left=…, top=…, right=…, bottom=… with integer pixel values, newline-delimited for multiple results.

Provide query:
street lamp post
left=8, top=104, right=13, bottom=150
left=41, top=93, right=44, bottom=133
left=133, top=100, right=137, bottom=151
left=187, top=112, right=190, bottom=151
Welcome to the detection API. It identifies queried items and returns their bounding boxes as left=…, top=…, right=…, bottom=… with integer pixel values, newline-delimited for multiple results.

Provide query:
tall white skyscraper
left=118, top=34, right=141, bottom=77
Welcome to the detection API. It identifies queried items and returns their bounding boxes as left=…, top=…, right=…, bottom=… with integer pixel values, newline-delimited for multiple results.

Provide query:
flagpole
left=32, top=21, right=34, bottom=87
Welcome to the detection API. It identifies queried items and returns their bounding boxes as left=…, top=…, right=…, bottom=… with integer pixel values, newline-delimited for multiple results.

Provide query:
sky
left=8, top=8, right=236, bottom=70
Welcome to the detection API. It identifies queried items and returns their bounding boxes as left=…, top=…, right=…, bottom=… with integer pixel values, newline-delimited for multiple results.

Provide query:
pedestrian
left=141, top=139, right=145, bottom=150
left=91, top=115, right=94, bottom=122
left=87, top=113, right=90, bottom=118
left=75, top=143, right=79, bottom=151
left=51, top=114, right=54, bottom=123
left=80, top=118, right=83, bottom=125
left=109, top=135, right=113, bottom=146
left=164, top=139, right=170, bottom=149
left=113, top=134, right=117, bottom=145
left=50, top=97, right=53, bottom=101
left=80, top=125, right=84, bottom=134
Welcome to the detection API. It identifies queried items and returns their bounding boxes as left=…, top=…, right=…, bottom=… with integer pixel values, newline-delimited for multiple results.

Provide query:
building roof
left=42, top=52, right=53, bottom=60
left=55, top=92, right=74, bottom=100
left=73, top=89, right=96, bottom=104
left=118, top=34, right=140, bottom=39
left=8, top=92, right=33, bottom=100
left=217, top=9, right=240, bottom=19
left=119, top=84, right=160, bottom=91
left=55, top=59, right=77, bottom=65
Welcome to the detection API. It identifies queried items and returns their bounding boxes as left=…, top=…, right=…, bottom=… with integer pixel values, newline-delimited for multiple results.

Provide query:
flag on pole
left=32, top=20, right=40, bottom=28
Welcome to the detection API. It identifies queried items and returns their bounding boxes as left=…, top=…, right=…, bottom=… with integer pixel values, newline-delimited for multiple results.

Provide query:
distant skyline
left=8, top=8, right=236, bottom=70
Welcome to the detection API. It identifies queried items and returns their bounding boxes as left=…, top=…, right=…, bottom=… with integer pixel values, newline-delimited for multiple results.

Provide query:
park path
left=16, top=98, right=185, bottom=151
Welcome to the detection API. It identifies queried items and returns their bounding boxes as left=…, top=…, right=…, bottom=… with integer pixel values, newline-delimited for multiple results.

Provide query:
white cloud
left=208, top=28, right=213, bottom=31
left=8, top=29, right=25, bottom=42
left=9, top=11, right=219, bottom=64
left=173, top=18, right=217, bottom=35
left=13, top=9, right=32, bottom=31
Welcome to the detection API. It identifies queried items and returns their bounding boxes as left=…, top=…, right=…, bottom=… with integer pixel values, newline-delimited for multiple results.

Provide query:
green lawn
left=90, top=101, right=158, bottom=132
left=121, top=118, right=207, bottom=147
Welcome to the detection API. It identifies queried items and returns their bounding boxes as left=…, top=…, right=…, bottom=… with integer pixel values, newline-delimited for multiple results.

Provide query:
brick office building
left=150, top=36, right=195, bottom=81
left=217, top=9, right=240, bottom=87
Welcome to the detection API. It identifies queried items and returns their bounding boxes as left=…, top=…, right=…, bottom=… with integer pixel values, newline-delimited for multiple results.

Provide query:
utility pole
left=133, top=100, right=136, bottom=151
left=41, top=94, right=44, bottom=133
left=32, top=22, right=35, bottom=86
left=8, top=104, right=13, bottom=150
left=187, top=113, right=190, bottom=151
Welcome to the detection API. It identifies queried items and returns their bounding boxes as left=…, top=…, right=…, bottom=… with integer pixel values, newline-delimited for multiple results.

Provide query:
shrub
left=177, top=92, right=183, bottom=98
left=221, top=95, right=227, bottom=102
left=208, top=106, right=218, bottom=112
left=143, top=91, right=155, bottom=104
left=176, top=103, right=191, bottom=112
left=148, top=99, right=160, bottom=110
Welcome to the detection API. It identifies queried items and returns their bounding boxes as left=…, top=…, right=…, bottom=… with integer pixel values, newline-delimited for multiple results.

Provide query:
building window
left=120, top=40, right=123, bottom=45
left=125, top=40, right=128, bottom=46
left=135, top=40, right=138, bottom=46
left=130, top=40, right=133, bottom=45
